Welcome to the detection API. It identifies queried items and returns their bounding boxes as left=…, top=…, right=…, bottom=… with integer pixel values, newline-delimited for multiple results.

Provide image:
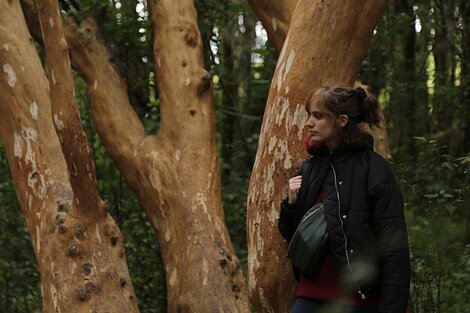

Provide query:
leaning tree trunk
left=248, top=0, right=391, bottom=159
left=0, top=1, right=139, bottom=312
left=246, top=1, right=388, bottom=312
left=21, top=0, right=250, bottom=311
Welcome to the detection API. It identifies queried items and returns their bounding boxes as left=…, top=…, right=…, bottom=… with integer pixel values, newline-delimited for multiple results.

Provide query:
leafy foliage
left=397, top=138, right=470, bottom=312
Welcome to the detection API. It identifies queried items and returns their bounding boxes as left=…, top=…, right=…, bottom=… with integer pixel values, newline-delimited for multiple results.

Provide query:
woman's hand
left=288, top=175, right=302, bottom=204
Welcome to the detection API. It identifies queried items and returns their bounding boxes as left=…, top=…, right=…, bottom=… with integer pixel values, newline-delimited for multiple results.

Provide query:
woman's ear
left=339, top=114, right=349, bottom=128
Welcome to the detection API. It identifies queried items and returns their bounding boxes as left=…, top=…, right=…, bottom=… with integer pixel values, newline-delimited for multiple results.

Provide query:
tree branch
left=247, top=0, right=298, bottom=51
left=34, top=0, right=104, bottom=215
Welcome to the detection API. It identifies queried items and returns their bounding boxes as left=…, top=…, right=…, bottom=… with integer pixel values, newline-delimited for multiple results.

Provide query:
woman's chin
left=310, top=136, right=323, bottom=143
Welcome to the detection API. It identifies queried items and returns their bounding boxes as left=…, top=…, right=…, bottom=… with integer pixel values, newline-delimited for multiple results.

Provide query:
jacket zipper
left=330, top=162, right=366, bottom=300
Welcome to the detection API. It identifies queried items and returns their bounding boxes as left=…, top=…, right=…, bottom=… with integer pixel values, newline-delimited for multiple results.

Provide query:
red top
left=295, top=191, right=379, bottom=306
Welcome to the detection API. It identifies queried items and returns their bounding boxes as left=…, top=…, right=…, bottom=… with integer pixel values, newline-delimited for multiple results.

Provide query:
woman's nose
left=307, top=116, right=314, bottom=127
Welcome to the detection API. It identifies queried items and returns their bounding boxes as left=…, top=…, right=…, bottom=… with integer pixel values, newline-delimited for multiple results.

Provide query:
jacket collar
left=305, top=131, right=374, bottom=158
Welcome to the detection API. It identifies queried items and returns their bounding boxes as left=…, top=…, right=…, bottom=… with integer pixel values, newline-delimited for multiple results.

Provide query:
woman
left=279, top=85, right=410, bottom=313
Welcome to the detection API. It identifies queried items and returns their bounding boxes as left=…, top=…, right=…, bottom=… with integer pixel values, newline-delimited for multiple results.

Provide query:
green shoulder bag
left=287, top=203, right=328, bottom=275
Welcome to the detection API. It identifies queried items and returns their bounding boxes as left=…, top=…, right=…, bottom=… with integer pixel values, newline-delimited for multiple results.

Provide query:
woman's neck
left=325, top=136, right=342, bottom=151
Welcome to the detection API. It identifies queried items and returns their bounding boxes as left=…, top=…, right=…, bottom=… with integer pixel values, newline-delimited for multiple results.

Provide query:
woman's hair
left=306, top=84, right=382, bottom=147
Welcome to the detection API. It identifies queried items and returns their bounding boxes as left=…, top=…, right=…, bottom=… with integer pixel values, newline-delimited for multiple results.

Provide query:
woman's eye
left=313, top=113, right=322, bottom=119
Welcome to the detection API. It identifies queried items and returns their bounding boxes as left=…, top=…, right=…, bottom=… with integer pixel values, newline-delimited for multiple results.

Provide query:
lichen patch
left=3, top=63, right=16, bottom=87
left=259, top=288, right=273, bottom=313
left=36, top=225, right=41, bottom=253
left=14, top=132, right=22, bottom=157
left=267, top=203, right=278, bottom=225
left=95, top=224, right=102, bottom=244
left=291, top=102, right=307, bottom=139
left=169, top=268, right=177, bottom=287
left=276, top=97, right=290, bottom=127
left=193, top=192, right=211, bottom=222
left=255, top=213, right=265, bottom=256
left=202, top=258, right=209, bottom=286
left=262, top=161, right=275, bottom=196
left=268, top=137, right=278, bottom=154
left=51, top=69, right=57, bottom=85
left=275, top=61, right=286, bottom=92
left=53, top=114, right=64, bottom=131
left=50, top=283, right=60, bottom=313
left=285, top=49, right=296, bottom=80
left=164, top=226, right=171, bottom=242
left=30, top=102, right=38, bottom=120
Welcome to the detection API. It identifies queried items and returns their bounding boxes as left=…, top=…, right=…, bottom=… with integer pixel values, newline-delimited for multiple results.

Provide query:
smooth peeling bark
left=0, top=2, right=139, bottom=313
left=246, top=1, right=388, bottom=312
left=21, top=1, right=250, bottom=312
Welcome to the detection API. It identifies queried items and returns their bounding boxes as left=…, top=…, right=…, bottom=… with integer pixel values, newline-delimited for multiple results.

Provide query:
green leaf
left=445, top=204, right=457, bottom=216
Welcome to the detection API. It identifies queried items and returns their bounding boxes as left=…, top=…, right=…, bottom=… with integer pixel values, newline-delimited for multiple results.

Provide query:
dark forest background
left=1, top=0, right=469, bottom=312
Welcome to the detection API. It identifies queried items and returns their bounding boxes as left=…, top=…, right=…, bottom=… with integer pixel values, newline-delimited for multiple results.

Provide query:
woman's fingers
left=289, top=176, right=302, bottom=190
left=288, top=175, right=302, bottom=204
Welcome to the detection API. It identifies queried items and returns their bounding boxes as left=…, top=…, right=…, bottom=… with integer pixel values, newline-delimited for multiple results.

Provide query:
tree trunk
left=0, top=1, right=139, bottom=312
left=21, top=0, right=250, bottom=311
left=146, top=2, right=250, bottom=310
left=246, top=1, right=387, bottom=312
left=248, top=0, right=391, bottom=160
left=246, top=0, right=298, bottom=52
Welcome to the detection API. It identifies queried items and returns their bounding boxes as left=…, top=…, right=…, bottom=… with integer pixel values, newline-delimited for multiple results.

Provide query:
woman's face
left=306, top=100, right=349, bottom=150
left=306, top=101, right=336, bottom=147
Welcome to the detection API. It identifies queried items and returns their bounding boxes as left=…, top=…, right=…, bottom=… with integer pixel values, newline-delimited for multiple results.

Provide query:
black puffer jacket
left=279, top=138, right=411, bottom=313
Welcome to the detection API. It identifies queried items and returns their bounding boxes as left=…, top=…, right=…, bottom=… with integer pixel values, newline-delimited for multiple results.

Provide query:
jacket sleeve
left=369, top=163, right=411, bottom=313
left=278, top=163, right=305, bottom=241
left=278, top=199, right=297, bottom=241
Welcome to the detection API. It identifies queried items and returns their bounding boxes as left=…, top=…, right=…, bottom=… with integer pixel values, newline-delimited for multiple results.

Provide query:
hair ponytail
left=356, top=87, right=381, bottom=128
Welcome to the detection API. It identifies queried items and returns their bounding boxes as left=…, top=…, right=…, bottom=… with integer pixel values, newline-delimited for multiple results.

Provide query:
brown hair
left=306, top=85, right=382, bottom=147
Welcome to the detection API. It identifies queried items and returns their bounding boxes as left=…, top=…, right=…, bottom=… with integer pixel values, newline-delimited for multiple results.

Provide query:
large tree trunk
left=145, top=2, right=249, bottom=310
left=21, top=0, right=250, bottom=311
left=0, top=1, right=138, bottom=312
left=246, top=1, right=387, bottom=312
left=248, top=0, right=391, bottom=159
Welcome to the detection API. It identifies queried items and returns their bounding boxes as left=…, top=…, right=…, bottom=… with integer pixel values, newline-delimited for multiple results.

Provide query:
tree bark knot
left=81, top=262, right=93, bottom=275
left=56, top=203, right=69, bottom=226
left=197, top=72, right=211, bottom=95
left=67, top=244, right=79, bottom=257
left=179, top=23, right=198, bottom=48
left=77, top=282, right=98, bottom=302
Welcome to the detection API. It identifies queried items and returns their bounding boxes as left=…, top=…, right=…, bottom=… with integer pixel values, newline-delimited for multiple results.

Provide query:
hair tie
left=356, top=87, right=367, bottom=103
